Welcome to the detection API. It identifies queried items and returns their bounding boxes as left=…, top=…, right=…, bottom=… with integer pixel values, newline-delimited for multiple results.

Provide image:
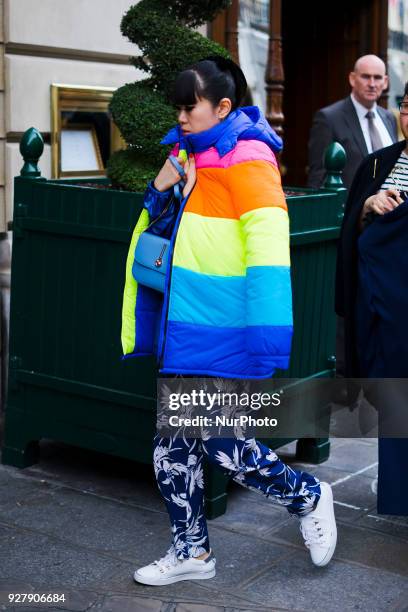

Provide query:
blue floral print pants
left=153, top=434, right=321, bottom=559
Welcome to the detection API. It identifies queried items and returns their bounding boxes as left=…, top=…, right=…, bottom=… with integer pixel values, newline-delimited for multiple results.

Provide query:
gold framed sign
left=60, top=124, right=104, bottom=176
left=50, top=83, right=126, bottom=178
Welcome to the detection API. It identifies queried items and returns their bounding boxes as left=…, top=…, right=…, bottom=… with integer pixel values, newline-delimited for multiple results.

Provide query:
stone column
left=0, top=0, right=8, bottom=433
left=225, top=0, right=239, bottom=64
left=265, top=0, right=284, bottom=136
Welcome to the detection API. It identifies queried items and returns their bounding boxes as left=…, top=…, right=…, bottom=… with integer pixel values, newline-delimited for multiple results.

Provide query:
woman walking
left=122, top=56, right=337, bottom=585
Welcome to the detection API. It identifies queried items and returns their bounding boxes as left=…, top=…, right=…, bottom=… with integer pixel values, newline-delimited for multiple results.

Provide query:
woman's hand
left=359, top=188, right=404, bottom=230
left=362, top=189, right=404, bottom=216
left=182, top=154, right=196, bottom=198
left=153, top=156, right=187, bottom=192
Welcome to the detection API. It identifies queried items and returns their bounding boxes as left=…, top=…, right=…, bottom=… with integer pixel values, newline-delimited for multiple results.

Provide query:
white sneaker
left=134, top=547, right=216, bottom=586
left=299, top=482, right=337, bottom=567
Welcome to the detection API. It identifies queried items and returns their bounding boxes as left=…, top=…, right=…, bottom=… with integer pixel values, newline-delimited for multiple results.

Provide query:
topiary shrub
left=106, top=148, right=162, bottom=192
left=108, top=0, right=231, bottom=191
left=109, top=81, right=175, bottom=163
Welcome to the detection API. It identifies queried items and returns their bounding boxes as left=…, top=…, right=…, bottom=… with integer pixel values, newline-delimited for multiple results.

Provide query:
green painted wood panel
left=3, top=173, right=345, bottom=518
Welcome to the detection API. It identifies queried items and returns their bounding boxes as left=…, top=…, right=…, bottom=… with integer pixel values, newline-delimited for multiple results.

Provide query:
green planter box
left=2, top=131, right=346, bottom=519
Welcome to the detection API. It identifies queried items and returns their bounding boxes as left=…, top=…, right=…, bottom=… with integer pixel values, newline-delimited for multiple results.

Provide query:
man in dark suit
left=335, top=83, right=408, bottom=516
left=308, top=54, right=398, bottom=190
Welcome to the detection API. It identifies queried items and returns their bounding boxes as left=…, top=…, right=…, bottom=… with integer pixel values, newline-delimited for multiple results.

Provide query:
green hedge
left=106, top=149, right=161, bottom=193
left=109, top=81, right=176, bottom=163
left=107, top=0, right=232, bottom=191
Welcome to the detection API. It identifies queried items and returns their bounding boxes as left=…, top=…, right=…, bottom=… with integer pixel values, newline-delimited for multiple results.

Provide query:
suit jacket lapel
left=370, top=139, right=406, bottom=192
left=342, top=96, right=368, bottom=157
left=377, top=106, right=397, bottom=142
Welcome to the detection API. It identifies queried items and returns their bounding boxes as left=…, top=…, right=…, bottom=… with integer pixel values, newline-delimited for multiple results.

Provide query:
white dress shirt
left=350, top=93, right=394, bottom=153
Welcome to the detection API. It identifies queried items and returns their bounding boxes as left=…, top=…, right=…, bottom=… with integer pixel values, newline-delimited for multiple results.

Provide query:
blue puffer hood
left=161, top=105, right=283, bottom=157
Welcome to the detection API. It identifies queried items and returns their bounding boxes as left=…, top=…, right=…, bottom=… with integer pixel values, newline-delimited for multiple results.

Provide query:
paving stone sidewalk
left=0, top=438, right=407, bottom=612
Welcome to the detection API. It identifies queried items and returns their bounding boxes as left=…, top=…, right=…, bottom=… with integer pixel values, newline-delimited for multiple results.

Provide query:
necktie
left=365, top=111, right=383, bottom=152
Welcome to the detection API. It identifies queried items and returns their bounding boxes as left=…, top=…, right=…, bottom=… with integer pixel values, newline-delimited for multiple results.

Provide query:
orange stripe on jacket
left=184, top=168, right=233, bottom=218
left=185, top=161, right=286, bottom=220
left=227, top=160, right=287, bottom=217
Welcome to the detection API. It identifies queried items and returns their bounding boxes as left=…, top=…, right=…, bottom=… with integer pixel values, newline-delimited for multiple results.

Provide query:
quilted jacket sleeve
left=143, top=180, right=173, bottom=218
left=121, top=179, right=174, bottom=356
left=121, top=207, right=150, bottom=356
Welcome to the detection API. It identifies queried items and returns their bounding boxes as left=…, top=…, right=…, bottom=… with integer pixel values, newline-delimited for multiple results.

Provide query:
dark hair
left=170, top=56, right=247, bottom=112
left=405, top=81, right=408, bottom=97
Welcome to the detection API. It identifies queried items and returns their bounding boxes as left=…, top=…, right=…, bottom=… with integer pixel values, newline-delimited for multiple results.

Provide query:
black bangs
left=170, top=70, right=203, bottom=107
left=170, top=57, right=247, bottom=112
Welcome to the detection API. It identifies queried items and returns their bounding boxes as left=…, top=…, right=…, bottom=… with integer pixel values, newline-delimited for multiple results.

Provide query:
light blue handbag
left=132, top=155, right=186, bottom=293
left=132, top=232, right=170, bottom=293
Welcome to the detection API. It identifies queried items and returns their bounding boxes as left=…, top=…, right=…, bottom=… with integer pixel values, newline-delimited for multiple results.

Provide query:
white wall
left=388, top=0, right=408, bottom=110
left=2, top=0, right=141, bottom=230
left=5, top=55, right=142, bottom=133
left=4, top=0, right=137, bottom=55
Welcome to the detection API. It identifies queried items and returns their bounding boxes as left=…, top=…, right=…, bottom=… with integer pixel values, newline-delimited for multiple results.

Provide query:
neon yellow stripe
left=240, top=206, right=290, bottom=267
left=173, top=212, right=246, bottom=276
left=174, top=208, right=290, bottom=275
left=121, top=208, right=149, bottom=355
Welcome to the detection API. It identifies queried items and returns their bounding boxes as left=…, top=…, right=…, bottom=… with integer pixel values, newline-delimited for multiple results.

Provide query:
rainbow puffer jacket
left=121, top=106, right=293, bottom=379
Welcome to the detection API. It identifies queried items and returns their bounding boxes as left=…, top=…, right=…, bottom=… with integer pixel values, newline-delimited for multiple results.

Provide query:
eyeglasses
left=398, top=102, right=408, bottom=115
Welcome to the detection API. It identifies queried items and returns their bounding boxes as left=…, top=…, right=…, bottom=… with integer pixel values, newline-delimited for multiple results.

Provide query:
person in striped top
left=378, top=148, right=408, bottom=199
left=359, top=88, right=408, bottom=222
left=336, top=81, right=408, bottom=517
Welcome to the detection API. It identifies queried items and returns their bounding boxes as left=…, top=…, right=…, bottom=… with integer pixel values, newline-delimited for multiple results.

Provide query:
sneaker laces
left=153, top=547, right=179, bottom=573
left=300, top=515, right=327, bottom=548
